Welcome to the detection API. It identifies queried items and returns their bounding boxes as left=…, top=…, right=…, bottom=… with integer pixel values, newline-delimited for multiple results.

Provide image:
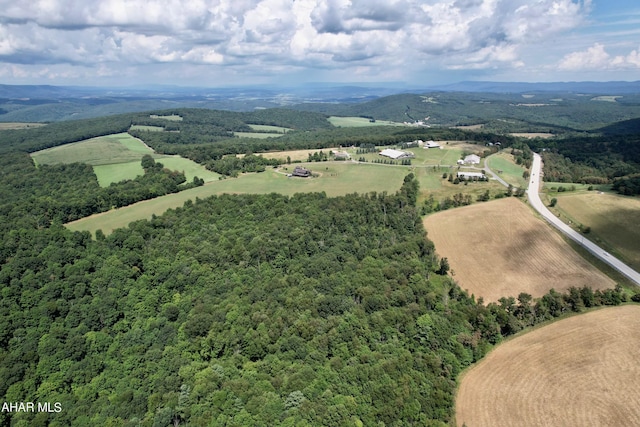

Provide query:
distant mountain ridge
left=431, top=81, right=640, bottom=94
left=1, top=81, right=639, bottom=124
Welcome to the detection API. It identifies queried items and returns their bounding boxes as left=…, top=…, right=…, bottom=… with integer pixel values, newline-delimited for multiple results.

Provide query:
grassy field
left=234, top=132, right=284, bottom=139
left=31, top=134, right=149, bottom=166
left=0, top=122, right=46, bottom=130
left=486, top=151, right=528, bottom=187
left=248, top=124, right=291, bottom=133
left=150, top=114, right=182, bottom=121
left=66, top=162, right=412, bottom=236
left=66, top=137, right=513, bottom=237
left=252, top=148, right=340, bottom=162
left=422, top=197, right=615, bottom=302
left=552, top=192, right=640, bottom=271
left=509, top=132, right=555, bottom=138
left=328, top=116, right=403, bottom=127
left=130, top=125, right=165, bottom=132
left=156, top=157, right=220, bottom=183
left=94, top=161, right=144, bottom=186
left=456, top=305, right=640, bottom=427
left=32, top=133, right=219, bottom=187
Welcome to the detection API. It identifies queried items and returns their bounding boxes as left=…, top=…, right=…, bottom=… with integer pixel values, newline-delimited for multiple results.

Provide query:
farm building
left=332, top=150, right=351, bottom=160
left=457, top=171, right=486, bottom=180
left=463, top=154, right=481, bottom=164
left=379, top=149, right=414, bottom=160
left=291, top=166, right=312, bottom=177
left=424, top=140, right=441, bottom=149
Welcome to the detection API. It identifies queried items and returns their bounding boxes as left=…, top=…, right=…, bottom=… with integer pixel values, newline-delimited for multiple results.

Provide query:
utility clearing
left=422, top=197, right=615, bottom=302
left=456, top=305, right=640, bottom=427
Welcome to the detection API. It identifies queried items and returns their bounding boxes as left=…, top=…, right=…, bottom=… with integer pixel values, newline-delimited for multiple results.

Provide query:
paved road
left=482, top=157, right=510, bottom=187
left=527, top=153, right=640, bottom=286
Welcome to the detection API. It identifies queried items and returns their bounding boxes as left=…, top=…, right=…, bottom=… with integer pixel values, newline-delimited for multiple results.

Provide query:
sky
left=0, top=0, right=639, bottom=87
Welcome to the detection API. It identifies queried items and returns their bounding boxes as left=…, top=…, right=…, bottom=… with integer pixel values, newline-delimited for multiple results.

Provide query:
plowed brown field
left=422, top=197, right=614, bottom=302
left=456, top=305, right=640, bottom=427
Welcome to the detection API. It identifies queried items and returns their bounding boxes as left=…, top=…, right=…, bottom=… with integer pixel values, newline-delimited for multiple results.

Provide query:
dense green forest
left=291, top=92, right=640, bottom=131
left=1, top=105, right=638, bottom=425
left=528, top=123, right=640, bottom=192
left=0, top=171, right=628, bottom=426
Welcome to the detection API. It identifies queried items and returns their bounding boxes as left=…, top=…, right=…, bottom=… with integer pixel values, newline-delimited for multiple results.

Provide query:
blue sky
left=0, top=0, right=638, bottom=86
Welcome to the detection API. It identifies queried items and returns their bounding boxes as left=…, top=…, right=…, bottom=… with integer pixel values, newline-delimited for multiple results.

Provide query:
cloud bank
left=1, top=0, right=629, bottom=84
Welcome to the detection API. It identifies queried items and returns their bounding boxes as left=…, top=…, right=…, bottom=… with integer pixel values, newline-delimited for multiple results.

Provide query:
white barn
left=463, top=154, right=481, bottom=164
left=379, top=149, right=414, bottom=159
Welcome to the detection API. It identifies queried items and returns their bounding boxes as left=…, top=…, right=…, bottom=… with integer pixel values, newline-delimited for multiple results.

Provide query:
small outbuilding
left=332, top=150, right=351, bottom=160
left=457, top=171, right=486, bottom=180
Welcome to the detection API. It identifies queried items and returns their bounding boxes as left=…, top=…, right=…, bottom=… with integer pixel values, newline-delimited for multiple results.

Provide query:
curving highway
left=527, top=153, right=640, bottom=286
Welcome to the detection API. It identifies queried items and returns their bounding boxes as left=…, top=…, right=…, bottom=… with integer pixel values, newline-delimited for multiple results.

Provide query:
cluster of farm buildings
left=289, top=142, right=486, bottom=180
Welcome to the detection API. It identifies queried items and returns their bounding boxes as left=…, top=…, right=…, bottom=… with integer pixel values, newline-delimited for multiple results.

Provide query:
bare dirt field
left=456, top=305, right=640, bottom=427
left=422, top=197, right=615, bottom=302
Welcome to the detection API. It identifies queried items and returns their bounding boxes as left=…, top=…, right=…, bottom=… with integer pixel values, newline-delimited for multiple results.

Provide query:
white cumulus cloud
left=0, top=0, right=598, bottom=83
left=559, top=43, right=640, bottom=70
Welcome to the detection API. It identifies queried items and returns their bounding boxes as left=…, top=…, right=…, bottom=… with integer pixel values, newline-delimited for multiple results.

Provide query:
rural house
left=291, top=166, right=312, bottom=177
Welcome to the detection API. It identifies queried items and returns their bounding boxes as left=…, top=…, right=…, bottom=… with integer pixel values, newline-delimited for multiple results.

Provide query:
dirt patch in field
left=456, top=305, right=640, bottom=427
left=423, top=197, right=615, bottom=302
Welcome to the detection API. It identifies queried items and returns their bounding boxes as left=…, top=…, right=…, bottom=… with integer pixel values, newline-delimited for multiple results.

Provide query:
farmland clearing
left=485, top=151, right=528, bottom=188
left=456, top=305, right=640, bottom=427
left=66, top=162, right=411, bottom=235
left=422, top=197, right=615, bottom=302
left=0, top=122, right=46, bottom=130
left=328, top=116, right=403, bottom=127
left=66, top=143, right=507, bottom=236
left=552, top=192, right=640, bottom=271
left=31, top=132, right=219, bottom=186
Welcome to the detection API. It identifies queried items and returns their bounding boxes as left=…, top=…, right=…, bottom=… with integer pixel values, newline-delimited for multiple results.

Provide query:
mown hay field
left=0, top=122, right=46, bottom=130
left=456, top=305, right=640, bottom=427
left=247, top=124, right=291, bottom=133
left=485, top=151, right=528, bottom=188
left=328, top=116, right=403, bottom=127
left=32, top=133, right=219, bottom=187
left=555, top=192, right=640, bottom=271
left=31, top=133, right=151, bottom=166
left=66, top=162, right=411, bottom=236
left=422, top=197, right=615, bottom=302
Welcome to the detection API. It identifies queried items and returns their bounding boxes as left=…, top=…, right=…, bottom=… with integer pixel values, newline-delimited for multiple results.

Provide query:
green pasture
left=486, top=152, right=527, bottom=187
left=130, top=125, right=165, bottom=132
left=234, top=132, right=284, bottom=139
left=31, top=134, right=147, bottom=166
left=542, top=182, right=611, bottom=192
left=32, top=132, right=219, bottom=187
left=94, top=161, right=144, bottom=186
left=67, top=161, right=504, bottom=236
left=248, top=124, right=291, bottom=133
left=156, top=157, right=220, bottom=183
left=328, top=116, right=403, bottom=127
left=150, top=114, right=182, bottom=121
